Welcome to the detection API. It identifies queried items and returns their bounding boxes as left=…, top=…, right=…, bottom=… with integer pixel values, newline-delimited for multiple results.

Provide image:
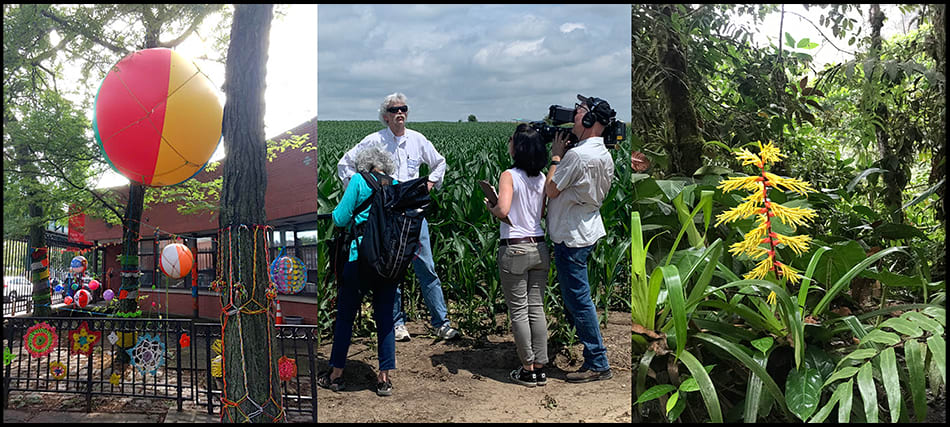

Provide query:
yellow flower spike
left=757, top=141, right=786, bottom=165
left=764, top=172, right=816, bottom=195
left=770, top=203, right=819, bottom=228
left=776, top=262, right=802, bottom=284
left=718, top=175, right=763, bottom=193
left=766, top=291, right=777, bottom=305
left=745, top=257, right=774, bottom=281
left=735, top=148, right=763, bottom=167
left=715, top=200, right=761, bottom=226
left=773, top=233, right=812, bottom=256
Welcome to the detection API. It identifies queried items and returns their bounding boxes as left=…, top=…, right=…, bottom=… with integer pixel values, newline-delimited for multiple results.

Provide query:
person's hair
left=378, top=92, right=408, bottom=126
left=511, top=123, right=547, bottom=177
left=354, top=144, right=396, bottom=175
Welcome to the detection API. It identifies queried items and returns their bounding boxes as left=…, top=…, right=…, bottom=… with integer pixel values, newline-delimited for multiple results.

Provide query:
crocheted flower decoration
left=23, top=322, right=58, bottom=358
left=278, top=356, right=297, bottom=382
left=50, top=361, right=67, bottom=379
left=211, top=355, right=223, bottom=378
left=109, top=373, right=122, bottom=386
left=68, top=321, right=101, bottom=355
left=126, top=333, right=165, bottom=376
left=179, top=333, right=190, bottom=348
left=107, top=331, right=119, bottom=345
left=4, top=347, right=16, bottom=366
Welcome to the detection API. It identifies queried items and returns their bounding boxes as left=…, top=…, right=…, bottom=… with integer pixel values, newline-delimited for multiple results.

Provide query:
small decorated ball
left=159, top=243, right=194, bottom=279
left=70, top=256, right=88, bottom=273
left=103, top=289, right=115, bottom=301
left=269, top=255, right=307, bottom=294
left=75, top=289, right=92, bottom=308
left=64, top=296, right=74, bottom=305
left=54, top=285, right=64, bottom=293
left=88, top=280, right=100, bottom=291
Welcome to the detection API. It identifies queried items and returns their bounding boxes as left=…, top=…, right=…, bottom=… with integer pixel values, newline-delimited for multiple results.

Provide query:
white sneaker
left=435, top=324, right=459, bottom=340
left=394, top=324, right=411, bottom=342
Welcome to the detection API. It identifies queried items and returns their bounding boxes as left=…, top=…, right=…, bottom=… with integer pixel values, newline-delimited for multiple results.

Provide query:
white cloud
left=560, top=22, right=586, bottom=33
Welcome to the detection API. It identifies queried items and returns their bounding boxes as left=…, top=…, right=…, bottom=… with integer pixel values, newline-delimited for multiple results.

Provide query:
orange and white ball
left=159, top=243, right=194, bottom=279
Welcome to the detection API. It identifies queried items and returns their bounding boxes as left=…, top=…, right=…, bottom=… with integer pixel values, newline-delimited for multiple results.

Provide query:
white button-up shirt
left=337, top=127, right=447, bottom=190
left=547, top=136, right=614, bottom=248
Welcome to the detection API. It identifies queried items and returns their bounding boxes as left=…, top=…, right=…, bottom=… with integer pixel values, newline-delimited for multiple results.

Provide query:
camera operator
left=544, top=94, right=616, bottom=383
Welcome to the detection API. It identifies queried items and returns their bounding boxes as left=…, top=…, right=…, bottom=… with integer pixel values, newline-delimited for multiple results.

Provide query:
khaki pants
left=498, top=242, right=550, bottom=366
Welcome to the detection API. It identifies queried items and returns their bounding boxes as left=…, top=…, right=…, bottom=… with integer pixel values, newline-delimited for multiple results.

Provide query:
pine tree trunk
left=657, top=5, right=704, bottom=176
left=218, top=4, right=282, bottom=422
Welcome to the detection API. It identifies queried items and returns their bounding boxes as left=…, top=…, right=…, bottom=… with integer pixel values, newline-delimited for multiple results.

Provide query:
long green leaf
left=926, top=335, right=945, bottom=381
left=823, top=366, right=860, bottom=388
left=636, top=383, right=676, bottom=404
left=900, top=177, right=944, bottom=210
left=904, top=340, right=927, bottom=422
left=744, top=351, right=769, bottom=423
left=856, top=362, right=878, bottom=423
left=809, top=380, right=845, bottom=423
left=798, top=246, right=830, bottom=310
left=662, top=265, right=687, bottom=360
left=838, top=379, right=853, bottom=423
left=685, top=240, right=723, bottom=310
left=636, top=349, right=657, bottom=406
left=877, top=348, right=901, bottom=422
left=879, top=317, right=923, bottom=338
left=680, top=350, right=723, bottom=423
left=694, top=333, right=789, bottom=416
left=813, top=247, right=907, bottom=316
left=846, top=167, right=886, bottom=192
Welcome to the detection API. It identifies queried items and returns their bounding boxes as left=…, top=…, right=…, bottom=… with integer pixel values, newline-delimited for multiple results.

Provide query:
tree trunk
left=869, top=4, right=905, bottom=224
left=926, top=4, right=946, bottom=225
left=218, top=4, right=281, bottom=423
left=28, top=202, right=51, bottom=317
left=117, top=183, right=145, bottom=314
left=657, top=5, right=704, bottom=176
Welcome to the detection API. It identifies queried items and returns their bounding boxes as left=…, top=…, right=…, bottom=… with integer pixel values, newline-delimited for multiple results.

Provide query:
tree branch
left=40, top=8, right=129, bottom=56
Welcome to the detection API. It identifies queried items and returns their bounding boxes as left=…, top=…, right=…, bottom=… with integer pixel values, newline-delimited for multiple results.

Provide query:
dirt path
left=316, top=310, right=632, bottom=423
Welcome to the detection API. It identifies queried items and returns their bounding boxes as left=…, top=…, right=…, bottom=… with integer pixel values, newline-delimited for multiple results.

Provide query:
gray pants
left=498, top=242, right=550, bottom=367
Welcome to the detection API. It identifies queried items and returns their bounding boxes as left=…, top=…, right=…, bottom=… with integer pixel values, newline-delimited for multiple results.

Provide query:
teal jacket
left=332, top=172, right=398, bottom=262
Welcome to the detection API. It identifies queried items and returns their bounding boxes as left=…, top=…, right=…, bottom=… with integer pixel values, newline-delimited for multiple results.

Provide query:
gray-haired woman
left=318, top=145, right=400, bottom=397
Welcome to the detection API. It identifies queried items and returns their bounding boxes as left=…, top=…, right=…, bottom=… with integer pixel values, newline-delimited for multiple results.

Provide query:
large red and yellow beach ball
left=93, top=48, right=222, bottom=187
left=159, top=243, right=194, bottom=279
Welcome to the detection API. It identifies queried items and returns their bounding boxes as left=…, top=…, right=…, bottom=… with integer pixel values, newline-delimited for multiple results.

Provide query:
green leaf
left=839, top=349, right=879, bottom=367
left=846, top=167, right=886, bottom=192
left=856, top=362, right=878, bottom=422
left=636, top=383, right=676, bottom=404
left=902, top=178, right=944, bottom=210
left=695, top=333, right=789, bottom=416
left=813, top=247, right=907, bottom=316
left=877, top=348, right=901, bottom=422
left=636, top=350, right=657, bottom=404
left=694, top=165, right=733, bottom=176
left=926, top=335, right=946, bottom=382
left=668, top=393, right=686, bottom=421
left=785, top=32, right=796, bottom=48
left=679, top=377, right=701, bottom=392
left=860, top=329, right=900, bottom=347
left=872, top=223, right=928, bottom=241
left=680, top=350, right=723, bottom=423
left=666, top=391, right=680, bottom=415
left=809, top=379, right=844, bottom=423
left=751, top=337, right=774, bottom=354
left=902, top=311, right=944, bottom=335
left=656, top=179, right=686, bottom=202
left=904, top=340, right=927, bottom=422
left=745, top=352, right=769, bottom=423
left=824, top=366, right=860, bottom=388
left=798, top=246, right=830, bottom=311
left=786, top=367, right=822, bottom=420
left=804, top=346, right=836, bottom=384
left=838, top=379, right=854, bottom=423
left=662, top=265, right=688, bottom=360
left=879, top=317, right=923, bottom=338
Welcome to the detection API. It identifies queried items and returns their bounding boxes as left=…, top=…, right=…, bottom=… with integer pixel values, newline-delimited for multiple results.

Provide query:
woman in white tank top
left=485, top=123, right=551, bottom=387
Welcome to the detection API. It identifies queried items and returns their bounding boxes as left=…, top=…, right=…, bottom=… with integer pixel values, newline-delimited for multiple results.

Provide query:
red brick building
left=82, top=116, right=318, bottom=324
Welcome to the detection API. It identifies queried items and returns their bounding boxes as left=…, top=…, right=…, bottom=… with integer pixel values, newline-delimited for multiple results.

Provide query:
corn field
left=316, top=121, right=632, bottom=346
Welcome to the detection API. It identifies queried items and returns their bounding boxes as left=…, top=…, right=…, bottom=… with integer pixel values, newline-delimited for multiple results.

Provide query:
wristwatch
left=549, top=160, right=560, bottom=166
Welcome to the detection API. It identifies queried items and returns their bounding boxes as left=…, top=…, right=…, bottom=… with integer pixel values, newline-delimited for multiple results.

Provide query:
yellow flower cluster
left=715, top=141, right=817, bottom=289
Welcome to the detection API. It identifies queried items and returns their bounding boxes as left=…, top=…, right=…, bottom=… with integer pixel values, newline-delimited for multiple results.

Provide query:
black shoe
left=317, top=371, right=345, bottom=392
left=565, top=367, right=612, bottom=383
left=376, top=380, right=393, bottom=396
left=535, top=367, right=547, bottom=386
left=510, top=367, right=537, bottom=387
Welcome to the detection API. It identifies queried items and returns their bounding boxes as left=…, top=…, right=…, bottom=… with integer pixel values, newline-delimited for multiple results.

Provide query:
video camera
left=529, top=100, right=625, bottom=150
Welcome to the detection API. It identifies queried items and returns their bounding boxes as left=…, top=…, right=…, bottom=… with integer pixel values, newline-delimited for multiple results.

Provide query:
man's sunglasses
left=386, top=105, right=409, bottom=113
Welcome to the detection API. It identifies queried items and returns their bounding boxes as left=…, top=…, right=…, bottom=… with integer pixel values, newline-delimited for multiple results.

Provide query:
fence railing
left=2, top=316, right=316, bottom=422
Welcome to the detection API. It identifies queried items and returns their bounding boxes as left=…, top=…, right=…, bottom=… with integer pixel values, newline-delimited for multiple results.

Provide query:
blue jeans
left=329, top=260, right=397, bottom=372
left=553, top=242, right=610, bottom=372
left=393, top=218, right=451, bottom=329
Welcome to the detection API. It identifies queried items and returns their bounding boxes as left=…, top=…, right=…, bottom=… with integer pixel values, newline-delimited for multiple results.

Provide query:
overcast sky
left=317, top=4, right=631, bottom=123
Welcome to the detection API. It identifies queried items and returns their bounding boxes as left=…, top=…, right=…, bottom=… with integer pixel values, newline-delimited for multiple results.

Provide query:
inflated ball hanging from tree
left=159, top=243, right=194, bottom=279
left=94, top=48, right=223, bottom=187
left=269, top=247, right=307, bottom=294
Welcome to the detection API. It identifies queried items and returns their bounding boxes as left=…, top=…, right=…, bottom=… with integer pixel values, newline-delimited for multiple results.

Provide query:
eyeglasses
left=386, top=105, right=409, bottom=114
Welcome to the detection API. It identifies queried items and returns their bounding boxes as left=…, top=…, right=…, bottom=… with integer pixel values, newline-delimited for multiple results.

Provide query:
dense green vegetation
left=316, top=121, right=632, bottom=349
left=630, top=4, right=945, bottom=423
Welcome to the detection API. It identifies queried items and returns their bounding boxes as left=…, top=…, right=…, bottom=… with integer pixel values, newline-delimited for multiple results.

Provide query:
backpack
left=352, top=171, right=432, bottom=284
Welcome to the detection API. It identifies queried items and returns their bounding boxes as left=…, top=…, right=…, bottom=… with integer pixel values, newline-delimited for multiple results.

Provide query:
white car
left=4, top=276, right=33, bottom=302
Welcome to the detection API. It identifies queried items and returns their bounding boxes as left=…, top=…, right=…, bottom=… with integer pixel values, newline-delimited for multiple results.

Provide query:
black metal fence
left=2, top=316, right=316, bottom=421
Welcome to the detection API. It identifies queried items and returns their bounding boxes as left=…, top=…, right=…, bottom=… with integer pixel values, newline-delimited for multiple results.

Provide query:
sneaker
left=376, top=380, right=393, bottom=396
left=435, top=324, right=459, bottom=340
left=510, top=367, right=537, bottom=387
left=535, top=366, right=547, bottom=386
left=565, top=367, right=613, bottom=383
left=317, top=371, right=345, bottom=392
left=394, top=324, right=411, bottom=342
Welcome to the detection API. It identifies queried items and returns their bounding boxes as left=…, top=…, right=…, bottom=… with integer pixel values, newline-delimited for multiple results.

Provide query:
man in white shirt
left=337, top=92, right=460, bottom=341
left=544, top=94, right=616, bottom=383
